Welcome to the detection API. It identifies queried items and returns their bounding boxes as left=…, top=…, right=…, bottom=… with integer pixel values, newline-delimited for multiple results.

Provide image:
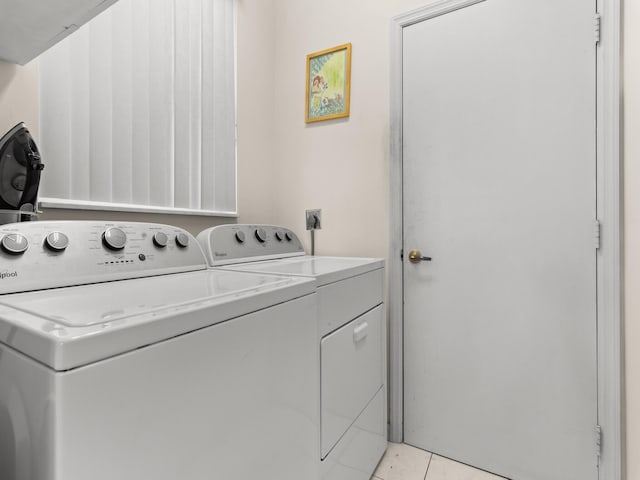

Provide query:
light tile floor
left=372, top=443, right=508, bottom=480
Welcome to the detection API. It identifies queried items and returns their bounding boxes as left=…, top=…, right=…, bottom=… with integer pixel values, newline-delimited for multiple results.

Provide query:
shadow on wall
left=0, top=62, right=18, bottom=96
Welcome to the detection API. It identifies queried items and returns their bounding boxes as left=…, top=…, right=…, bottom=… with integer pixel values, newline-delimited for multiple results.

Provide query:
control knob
left=44, top=232, right=69, bottom=252
left=235, top=231, right=246, bottom=243
left=102, top=227, right=127, bottom=250
left=254, top=228, right=267, bottom=243
left=153, top=232, right=169, bottom=248
left=175, top=232, right=190, bottom=248
left=1, top=233, right=28, bottom=255
left=275, top=231, right=284, bottom=241
left=285, top=232, right=294, bottom=242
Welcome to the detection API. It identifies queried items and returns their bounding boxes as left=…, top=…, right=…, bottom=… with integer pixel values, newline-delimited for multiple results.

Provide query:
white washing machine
left=197, top=224, right=387, bottom=480
left=0, top=221, right=319, bottom=480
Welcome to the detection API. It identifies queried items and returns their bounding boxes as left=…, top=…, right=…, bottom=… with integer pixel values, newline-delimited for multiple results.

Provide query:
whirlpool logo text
left=0, top=271, right=18, bottom=280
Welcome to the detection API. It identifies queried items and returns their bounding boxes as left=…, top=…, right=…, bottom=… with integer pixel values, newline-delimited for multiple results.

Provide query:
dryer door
left=320, top=305, right=383, bottom=458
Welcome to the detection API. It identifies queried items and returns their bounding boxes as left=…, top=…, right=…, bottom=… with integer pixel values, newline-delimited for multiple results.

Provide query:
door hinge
left=595, top=13, right=602, bottom=44
left=400, top=249, right=404, bottom=261
left=595, top=424, right=602, bottom=458
left=594, top=220, right=601, bottom=249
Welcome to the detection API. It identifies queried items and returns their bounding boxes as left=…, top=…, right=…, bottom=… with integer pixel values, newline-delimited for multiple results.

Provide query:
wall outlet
left=306, top=209, right=322, bottom=230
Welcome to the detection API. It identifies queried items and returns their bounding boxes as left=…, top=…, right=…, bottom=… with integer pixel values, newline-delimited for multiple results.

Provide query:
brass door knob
left=408, top=249, right=432, bottom=264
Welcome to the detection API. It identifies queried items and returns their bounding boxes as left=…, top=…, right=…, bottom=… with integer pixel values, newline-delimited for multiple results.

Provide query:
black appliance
left=0, top=122, right=44, bottom=223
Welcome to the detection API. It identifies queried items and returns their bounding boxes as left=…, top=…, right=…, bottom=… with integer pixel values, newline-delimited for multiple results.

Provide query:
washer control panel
left=197, top=224, right=305, bottom=266
left=0, top=221, right=206, bottom=294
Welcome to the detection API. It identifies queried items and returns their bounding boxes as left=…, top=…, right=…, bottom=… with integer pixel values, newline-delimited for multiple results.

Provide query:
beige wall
left=0, top=0, right=638, bottom=476
left=235, top=0, right=278, bottom=226
left=0, top=60, right=39, bottom=141
left=270, top=0, right=429, bottom=257
left=624, top=0, right=639, bottom=477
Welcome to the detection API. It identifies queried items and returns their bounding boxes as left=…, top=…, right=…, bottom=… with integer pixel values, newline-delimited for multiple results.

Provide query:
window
left=38, top=0, right=236, bottom=216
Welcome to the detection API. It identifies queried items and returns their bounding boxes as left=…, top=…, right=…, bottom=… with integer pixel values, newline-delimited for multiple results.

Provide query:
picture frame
left=305, top=43, right=352, bottom=123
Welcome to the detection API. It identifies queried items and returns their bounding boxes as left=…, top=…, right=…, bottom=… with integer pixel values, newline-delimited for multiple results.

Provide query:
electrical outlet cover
left=306, top=209, right=322, bottom=230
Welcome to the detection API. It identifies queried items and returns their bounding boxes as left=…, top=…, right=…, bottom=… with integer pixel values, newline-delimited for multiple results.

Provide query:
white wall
left=624, top=1, right=639, bottom=477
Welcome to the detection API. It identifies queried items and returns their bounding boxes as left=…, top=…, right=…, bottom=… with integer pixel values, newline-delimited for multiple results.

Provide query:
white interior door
left=402, top=1, right=598, bottom=479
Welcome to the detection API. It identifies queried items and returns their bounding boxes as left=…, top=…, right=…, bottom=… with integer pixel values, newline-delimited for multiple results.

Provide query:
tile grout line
left=423, top=453, right=433, bottom=480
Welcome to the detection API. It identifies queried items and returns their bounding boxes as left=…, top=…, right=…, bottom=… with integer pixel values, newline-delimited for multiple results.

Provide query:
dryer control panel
left=197, top=224, right=305, bottom=266
left=0, top=221, right=206, bottom=294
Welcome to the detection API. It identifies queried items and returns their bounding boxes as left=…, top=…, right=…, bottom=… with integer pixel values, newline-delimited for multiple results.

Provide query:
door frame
left=388, top=1, right=623, bottom=479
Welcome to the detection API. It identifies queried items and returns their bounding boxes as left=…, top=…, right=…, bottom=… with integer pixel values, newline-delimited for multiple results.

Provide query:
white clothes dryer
left=197, top=224, right=387, bottom=480
left=0, top=221, right=318, bottom=480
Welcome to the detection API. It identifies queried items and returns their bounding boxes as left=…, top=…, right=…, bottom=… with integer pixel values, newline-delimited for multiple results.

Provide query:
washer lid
left=0, top=269, right=315, bottom=371
left=221, top=256, right=384, bottom=286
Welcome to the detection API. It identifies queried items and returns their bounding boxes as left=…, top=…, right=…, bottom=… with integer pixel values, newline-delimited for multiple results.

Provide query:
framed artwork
left=305, top=43, right=352, bottom=123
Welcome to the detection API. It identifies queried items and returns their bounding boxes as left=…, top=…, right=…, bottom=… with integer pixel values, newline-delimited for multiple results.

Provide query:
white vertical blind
left=111, top=0, right=134, bottom=203
left=69, top=27, right=91, bottom=201
left=39, top=0, right=236, bottom=216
